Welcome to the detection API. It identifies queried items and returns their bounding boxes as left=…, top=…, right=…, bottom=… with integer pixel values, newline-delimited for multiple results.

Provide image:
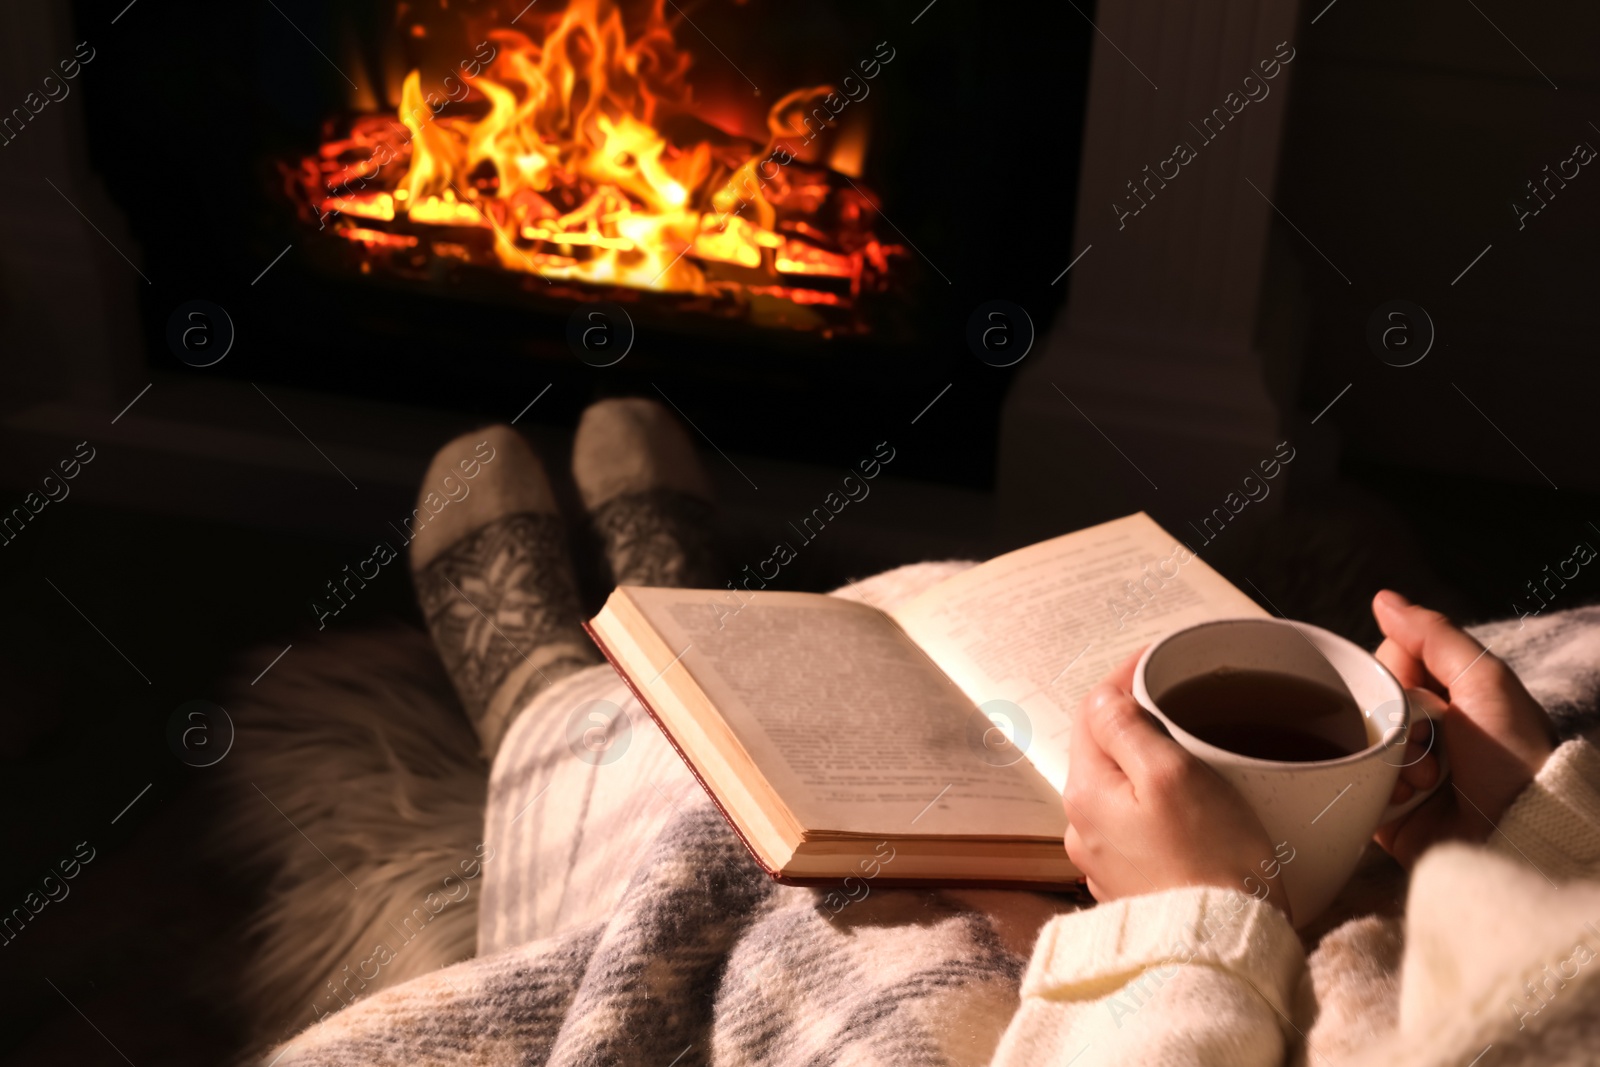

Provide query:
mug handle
left=1377, top=687, right=1451, bottom=824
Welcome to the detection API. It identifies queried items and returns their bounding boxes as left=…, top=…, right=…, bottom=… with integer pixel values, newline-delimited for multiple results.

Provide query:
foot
left=572, top=398, right=718, bottom=589
left=410, top=426, right=598, bottom=757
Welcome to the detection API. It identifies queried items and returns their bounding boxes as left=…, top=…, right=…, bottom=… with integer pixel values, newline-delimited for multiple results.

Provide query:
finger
left=1064, top=824, right=1086, bottom=865
left=1372, top=593, right=1445, bottom=693
left=1374, top=633, right=1436, bottom=693
left=1083, top=684, right=1186, bottom=783
left=1102, top=647, right=1147, bottom=694
left=1397, top=719, right=1439, bottom=792
left=1064, top=817, right=1106, bottom=859
left=1068, top=701, right=1124, bottom=795
left=1404, top=750, right=1440, bottom=792
left=1374, top=785, right=1456, bottom=869
left=1372, top=590, right=1509, bottom=700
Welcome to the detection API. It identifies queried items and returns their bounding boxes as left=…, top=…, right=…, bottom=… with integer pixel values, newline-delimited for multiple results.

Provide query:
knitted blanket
left=261, top=563, right=1600, bottom=1067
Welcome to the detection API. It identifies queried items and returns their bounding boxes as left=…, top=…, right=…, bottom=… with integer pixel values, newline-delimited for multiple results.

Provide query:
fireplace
left=62, top=0, right=1096, bottom=489
left=286, top=0, right=909, bottom=336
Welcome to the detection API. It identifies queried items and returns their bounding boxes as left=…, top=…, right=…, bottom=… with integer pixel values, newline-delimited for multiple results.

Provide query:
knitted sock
left=410, top=426, right=598, bottom=758
left=573, top=398, right=718, bottom=589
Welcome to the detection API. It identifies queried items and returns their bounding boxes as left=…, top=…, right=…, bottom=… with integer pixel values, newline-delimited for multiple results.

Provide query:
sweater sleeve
left=1486, top=737, right=1600, bottom=880
left=990, top=885, right=1304, bottom=1067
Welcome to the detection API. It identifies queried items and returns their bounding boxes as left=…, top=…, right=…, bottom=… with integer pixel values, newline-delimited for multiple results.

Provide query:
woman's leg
left=410, top=426, right=598, bottom=758
left=410, top=405, right=718, bottom=759
left=452, top=403, right=719, bottom=946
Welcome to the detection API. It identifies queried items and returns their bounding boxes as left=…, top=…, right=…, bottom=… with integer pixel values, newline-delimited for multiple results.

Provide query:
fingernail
left=1377, top=589, right=1411, bottom=611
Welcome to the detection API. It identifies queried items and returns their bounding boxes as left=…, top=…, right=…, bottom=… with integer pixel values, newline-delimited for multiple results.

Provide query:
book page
left=622, top=588, right=1067, bottom=839
left=890, top=514, right=1266, bottom=792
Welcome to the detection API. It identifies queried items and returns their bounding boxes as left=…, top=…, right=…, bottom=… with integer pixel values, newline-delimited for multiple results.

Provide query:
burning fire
left=288, top=0, right=904, bottom=329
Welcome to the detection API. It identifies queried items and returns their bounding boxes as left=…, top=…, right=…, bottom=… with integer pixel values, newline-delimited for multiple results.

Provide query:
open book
left=585, top=513, right=1266, bottom=888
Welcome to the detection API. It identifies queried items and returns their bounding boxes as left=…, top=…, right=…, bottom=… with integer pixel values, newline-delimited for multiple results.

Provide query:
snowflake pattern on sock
left=415, top=512, right=597, bottom=747
left=590, top=489, right=717, bottom=589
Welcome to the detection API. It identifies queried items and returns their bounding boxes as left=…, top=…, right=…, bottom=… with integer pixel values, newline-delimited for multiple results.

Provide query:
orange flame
left=289, top=0, right=908, bottom=330
left=389, top=0, right=806, bottom=293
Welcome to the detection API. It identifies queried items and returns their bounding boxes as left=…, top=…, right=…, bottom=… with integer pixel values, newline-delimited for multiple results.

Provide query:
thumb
left=1372, top=590, right=1508, bottom=699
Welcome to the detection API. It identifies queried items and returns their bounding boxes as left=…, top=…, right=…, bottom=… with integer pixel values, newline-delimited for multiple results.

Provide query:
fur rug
left=214, top=625, right=488, bottom=1057
left=214, top=601, right=1600, bottom=1060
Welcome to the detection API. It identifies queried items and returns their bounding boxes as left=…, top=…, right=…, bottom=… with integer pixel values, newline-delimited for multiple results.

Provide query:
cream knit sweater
left=992, top=738, right=1600, bottom=1066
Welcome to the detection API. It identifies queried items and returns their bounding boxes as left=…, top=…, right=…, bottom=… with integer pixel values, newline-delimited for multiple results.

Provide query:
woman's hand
left=1371, top=590, right=1557, bottom=867
left=1064, top=652, right=1291, bottom=919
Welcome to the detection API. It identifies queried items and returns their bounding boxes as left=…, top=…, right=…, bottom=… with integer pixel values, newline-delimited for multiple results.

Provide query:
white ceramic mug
left=1132, top=617, right=1449, bottom=926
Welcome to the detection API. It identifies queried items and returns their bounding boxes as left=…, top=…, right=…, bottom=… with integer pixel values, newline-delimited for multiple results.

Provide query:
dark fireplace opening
left=75, top=0, right=1092, bottom=487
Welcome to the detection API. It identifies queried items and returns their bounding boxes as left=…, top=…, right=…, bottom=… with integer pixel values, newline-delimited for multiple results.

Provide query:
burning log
left=281, top=0, right=905, bottom=334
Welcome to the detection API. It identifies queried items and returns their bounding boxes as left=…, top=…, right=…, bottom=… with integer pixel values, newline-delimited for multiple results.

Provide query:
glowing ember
left=286, top=0, right=905, bottom=331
